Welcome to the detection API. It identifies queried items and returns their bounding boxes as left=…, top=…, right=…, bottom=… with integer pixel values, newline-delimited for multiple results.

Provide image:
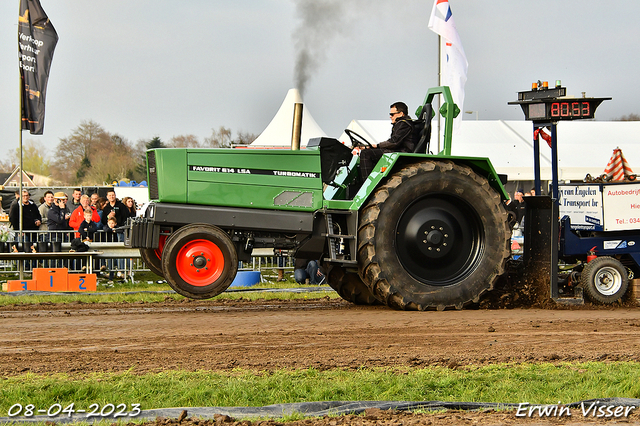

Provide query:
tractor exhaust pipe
left=291, top=102, right=303, bottom=150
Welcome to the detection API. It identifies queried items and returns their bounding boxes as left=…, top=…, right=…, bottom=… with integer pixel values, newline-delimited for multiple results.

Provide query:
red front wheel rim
left=175, top=239, right=225, bottom=286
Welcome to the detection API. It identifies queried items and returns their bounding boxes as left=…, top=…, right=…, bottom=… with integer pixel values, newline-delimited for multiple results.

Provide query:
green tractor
left=125, top=86, right=511, bottom=310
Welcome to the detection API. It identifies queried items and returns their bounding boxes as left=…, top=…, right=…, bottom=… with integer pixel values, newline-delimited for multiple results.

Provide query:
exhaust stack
left=291, top=102, right=303, bottom=150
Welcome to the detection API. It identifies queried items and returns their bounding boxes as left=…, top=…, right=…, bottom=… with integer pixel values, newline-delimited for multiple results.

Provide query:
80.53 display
left=527, top=100, right=600, bottom=121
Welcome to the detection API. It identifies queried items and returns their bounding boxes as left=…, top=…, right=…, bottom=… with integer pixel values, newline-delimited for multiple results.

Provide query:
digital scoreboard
left=508, top=81, right=610, bottom=123
left=508, top=81, right=612, bottom=207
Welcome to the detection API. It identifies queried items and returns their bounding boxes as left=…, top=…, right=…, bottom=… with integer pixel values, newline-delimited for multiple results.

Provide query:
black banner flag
left=18, top=0, right=58, bottom=135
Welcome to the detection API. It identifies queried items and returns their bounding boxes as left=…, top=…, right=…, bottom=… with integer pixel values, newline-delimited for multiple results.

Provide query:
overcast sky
left=1, top=1, right=639, bottom=162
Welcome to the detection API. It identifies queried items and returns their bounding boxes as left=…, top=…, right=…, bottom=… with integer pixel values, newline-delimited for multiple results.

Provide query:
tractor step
left=325, top=213, right=356, bottom=262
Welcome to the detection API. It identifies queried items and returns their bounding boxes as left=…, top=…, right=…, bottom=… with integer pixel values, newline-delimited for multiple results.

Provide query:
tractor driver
left=358, top=102, right=415, bottom=180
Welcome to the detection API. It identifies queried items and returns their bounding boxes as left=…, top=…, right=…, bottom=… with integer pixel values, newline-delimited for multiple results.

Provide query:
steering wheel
left=344, top=129, right=373, bottom=149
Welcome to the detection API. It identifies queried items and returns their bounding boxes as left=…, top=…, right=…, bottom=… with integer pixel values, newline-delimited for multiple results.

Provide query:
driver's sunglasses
left=389, top=111, right=400, bottom=116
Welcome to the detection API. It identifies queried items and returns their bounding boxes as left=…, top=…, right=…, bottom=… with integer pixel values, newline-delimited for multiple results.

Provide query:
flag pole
left=19, top=66, right=24, bottom=231
left=18, top=56, right=24, bottom=278
left=18, top=0, right=24, bottom=241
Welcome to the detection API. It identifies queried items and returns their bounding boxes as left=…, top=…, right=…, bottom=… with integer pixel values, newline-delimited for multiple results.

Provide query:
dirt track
left=2, top=297, right=640, bottom=424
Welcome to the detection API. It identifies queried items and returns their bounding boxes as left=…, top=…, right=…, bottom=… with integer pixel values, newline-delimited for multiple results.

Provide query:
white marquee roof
left=250, top=88, right=327, bottom=147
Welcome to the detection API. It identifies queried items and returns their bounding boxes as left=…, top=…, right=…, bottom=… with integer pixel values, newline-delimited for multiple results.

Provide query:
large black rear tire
left=325, top=264, right=381, bottom=305
left=358, top=161, right=510, bottom=310
left=162, top=224, right=238, bottom=299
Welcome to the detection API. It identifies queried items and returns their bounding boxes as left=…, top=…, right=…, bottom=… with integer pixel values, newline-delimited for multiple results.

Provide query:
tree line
left=0, top=120, right=257, bottom=186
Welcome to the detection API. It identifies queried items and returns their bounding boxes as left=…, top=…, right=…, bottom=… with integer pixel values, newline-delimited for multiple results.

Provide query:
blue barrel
left=229, top=270, right=261, bottom=287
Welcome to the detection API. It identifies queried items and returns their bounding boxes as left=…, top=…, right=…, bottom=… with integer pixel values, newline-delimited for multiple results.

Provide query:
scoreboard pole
left=532, top=124, right=541, bottom=196
left=550, top=123, right=559, bottom=201
left=532, top=122, right=559, bottom=202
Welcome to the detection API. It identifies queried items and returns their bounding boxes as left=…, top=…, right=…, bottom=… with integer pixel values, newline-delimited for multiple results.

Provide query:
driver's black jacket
left=377, top=116, right=415, bottom=153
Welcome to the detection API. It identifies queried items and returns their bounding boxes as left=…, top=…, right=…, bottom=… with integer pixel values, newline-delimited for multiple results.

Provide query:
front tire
left=162, top=224, right=238, bottom=299
left=358, top=161, right=510, bottom=310
left=581, top=256, right=628, bottom=304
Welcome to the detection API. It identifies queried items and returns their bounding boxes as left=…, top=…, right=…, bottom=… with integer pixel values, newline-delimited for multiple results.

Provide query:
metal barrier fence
left=0, top=229, right=139, bottom=278
left=0, top=229, right=294, bottom=280
left=244, top=253, right=295, bottom=282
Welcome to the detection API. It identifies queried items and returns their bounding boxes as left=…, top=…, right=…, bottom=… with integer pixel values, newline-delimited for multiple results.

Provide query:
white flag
left=428, top=0, right=468, bottom=128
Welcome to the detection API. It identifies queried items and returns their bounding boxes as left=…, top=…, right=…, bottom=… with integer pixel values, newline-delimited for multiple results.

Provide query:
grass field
left=0, top=270, right=337, bottom=306
left=2, top=363, right=640, bottom=417
left=2, top=271, right=639, bottom=424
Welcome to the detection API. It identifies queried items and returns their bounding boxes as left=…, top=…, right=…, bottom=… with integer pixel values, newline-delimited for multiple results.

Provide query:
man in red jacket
left=69, top=194, right=100, bottom=237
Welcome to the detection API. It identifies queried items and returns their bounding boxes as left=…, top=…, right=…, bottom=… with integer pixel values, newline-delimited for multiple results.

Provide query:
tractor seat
left=413, top=103, right=433, bottom=154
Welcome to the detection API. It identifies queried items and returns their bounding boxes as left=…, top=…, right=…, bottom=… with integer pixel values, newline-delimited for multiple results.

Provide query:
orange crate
left=5, top=280, right=37, bottom=292
left=33, top=268, right=69, bottom=292
left=67, top=274, right=97, bottom=292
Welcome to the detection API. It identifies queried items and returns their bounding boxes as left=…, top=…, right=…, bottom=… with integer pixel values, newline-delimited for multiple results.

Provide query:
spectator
left=94, top=197, right=108, bottom=233
left=69, top=194, right=100, bottom=237
left=122, top=196, right=137, bottom=218
left=70, top=188, right=82, bottom=209
left=90, top=192, right=102, bottom=233
left=38, top=190, right=54, bottom=232
left=103, top=217, right=122, bottom=282
left=294, top=260, right=325, bottom=285
left=47, top=192, right=71, bottom=267
left=120, top=196, right=137, bottom=277
left=101, top=189, right=128, bottom=229
left=90, top=192, right=99, bottom=208
left=9, top=189, right=41, bottom=232
left=78, top=208, right=98, bottom=241
left=48, top=193, right=72, bottom=267
left=273, top=250, right=287, bottom=282
left=103, top=217, right=118, bottom=242
left=507, top=189, right=526, bottom=226
left=101, top=189, right=127, bottom=278
left=47, top=192, right=72, bottom=235
left=9, top=190, right=20, bottom=221
left=9, top=189, right=42, bottom=256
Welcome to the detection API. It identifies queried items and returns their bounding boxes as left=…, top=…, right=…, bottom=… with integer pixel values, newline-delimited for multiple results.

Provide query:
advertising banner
left=602, top=183, right=640, bottom=231
left=18, top=0, right=58, bottom=135
left=558, top=184, right=603, bottom=231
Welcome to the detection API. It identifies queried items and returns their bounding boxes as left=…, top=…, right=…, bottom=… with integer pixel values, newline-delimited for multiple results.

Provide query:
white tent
left=339, top=120, right=640, bottom=182
left=338, top=119, right=391, bottom=147
left=250, top=88, right=327, bottom=147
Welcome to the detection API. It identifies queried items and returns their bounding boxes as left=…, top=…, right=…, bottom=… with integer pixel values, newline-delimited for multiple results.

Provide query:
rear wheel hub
left=418, top=221, right=453, bottom=259
left=396, top=195, right=482, bottom=286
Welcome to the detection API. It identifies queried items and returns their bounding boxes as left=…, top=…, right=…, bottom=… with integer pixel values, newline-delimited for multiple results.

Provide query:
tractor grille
left=274, top=191, right=313, bottom=208
left=147, top=151, right=159, bottom=200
